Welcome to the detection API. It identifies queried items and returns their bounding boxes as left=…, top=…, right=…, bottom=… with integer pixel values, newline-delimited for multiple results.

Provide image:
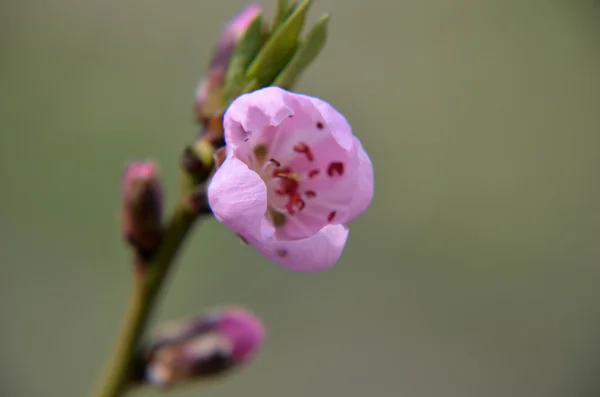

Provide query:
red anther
left=294, top=199, right=306, bottom=211
left=285, top=192, right=302, bottom=215
left=293, top=142, right=314, bottom=162
left=327, top=162, right=344, bottom=177
left=275, top=177, right=299, bottom=195
left=327, top=211, right=337, bottom=222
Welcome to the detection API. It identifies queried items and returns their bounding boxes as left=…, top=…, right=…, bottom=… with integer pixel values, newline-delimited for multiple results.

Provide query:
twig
left=92, top=202, right=200, bottom=397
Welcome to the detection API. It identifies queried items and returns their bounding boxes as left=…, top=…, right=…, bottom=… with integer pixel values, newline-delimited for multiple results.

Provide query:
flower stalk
left=93, top=200, right=200, bottom=397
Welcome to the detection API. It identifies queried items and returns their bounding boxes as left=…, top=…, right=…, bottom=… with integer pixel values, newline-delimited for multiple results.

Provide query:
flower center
left=249, top=140, right=344, bottom=229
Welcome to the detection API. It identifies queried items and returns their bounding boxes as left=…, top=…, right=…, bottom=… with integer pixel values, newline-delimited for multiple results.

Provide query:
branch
left=92, top=202, right=200, bottom=397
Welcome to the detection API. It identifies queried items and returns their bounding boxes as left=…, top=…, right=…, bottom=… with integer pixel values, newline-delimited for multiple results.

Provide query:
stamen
left=273, top=166, right=291, bottom=178
left=275, top=177, right=298, bottom=195
left=294, top=199, right=306, bottom=211
left=293, top=142, right=314, bottom=162
left=327, top=162, right=344, bottom=177
left=269, top=158, right=281, bottom=167
left=308, top=169, right=320, bottom=179
left=305, top=190, right=316, bottom=198
left=285, top=194, right=301, bottom=215
left=327, top=211, right=337, bottom=222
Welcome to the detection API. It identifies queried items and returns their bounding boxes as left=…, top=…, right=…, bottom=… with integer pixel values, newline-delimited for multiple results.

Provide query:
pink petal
left=228, top=4, right=262, bottom=36
left=208, top=156, right=274, bottom=241
left=224, top=87, right=294, bottom=148
left=337, top=137, right=375, bottom=224
left=216, top=307, right=265, bottom=363
left=302, top=95, right=355, bottom=152
left=251, top=224, right=349, bottom=272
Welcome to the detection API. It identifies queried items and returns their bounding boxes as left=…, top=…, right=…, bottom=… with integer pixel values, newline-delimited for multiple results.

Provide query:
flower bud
left=121, top=162, right=164, bottom=261
left=144, top=307, right=265, bottom=387
left=195, top=4, right=263, bottom=122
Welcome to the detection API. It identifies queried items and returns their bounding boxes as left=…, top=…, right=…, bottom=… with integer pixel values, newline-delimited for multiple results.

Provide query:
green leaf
left=272, top=13, right=330, bottom=90
left=242, top=78, right=261, bottom=95
left=272, top=0, right=290, bottom=30
left=246, top=0, right=313, bottom=85
left=222, top=13, right=265, bottom=102
left=285, top=1, right=299, bottom=18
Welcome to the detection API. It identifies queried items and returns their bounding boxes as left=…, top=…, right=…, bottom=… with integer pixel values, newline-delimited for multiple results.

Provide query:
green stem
left=92, top=203, right=199, bottom=397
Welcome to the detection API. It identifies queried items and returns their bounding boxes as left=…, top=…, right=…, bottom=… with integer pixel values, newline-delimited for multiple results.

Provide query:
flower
left=208, top=87, right=374, bottom=271
left=144, top=307, right=265, bottom=387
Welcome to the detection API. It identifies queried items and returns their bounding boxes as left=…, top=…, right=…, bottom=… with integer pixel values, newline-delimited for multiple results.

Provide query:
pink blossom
left=208, top=87, right=374, bottom=271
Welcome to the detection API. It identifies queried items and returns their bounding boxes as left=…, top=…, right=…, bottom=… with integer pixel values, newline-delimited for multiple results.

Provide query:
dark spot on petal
left=269, top=158, right=281, bottom=167
left=328, top=211, right=337, bottom=222
left=327, top=162, right=344, bottom=177
left=276, top=248, right=288, bottom=257
left=305, top=190, right=317, bottom=198
left=316, top=121, right=324, bottom=130
left=308, top=169, right=320, bottom=179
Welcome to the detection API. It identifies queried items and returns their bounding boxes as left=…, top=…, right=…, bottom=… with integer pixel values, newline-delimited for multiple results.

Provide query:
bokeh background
left=2, top=1, right=600, bottom=396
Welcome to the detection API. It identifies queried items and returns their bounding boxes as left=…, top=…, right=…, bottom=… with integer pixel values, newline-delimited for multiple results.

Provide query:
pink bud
left=195, top=4, right=262, bottom=122
left=213, top=307, right=265, bottom=363
left=145, top=307, right=265, bottom=387
left=121, top=162, right=164, bottom=261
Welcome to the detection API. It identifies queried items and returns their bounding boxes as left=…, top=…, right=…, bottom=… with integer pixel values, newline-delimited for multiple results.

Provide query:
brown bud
left=121, top=162, right=164, bottom=262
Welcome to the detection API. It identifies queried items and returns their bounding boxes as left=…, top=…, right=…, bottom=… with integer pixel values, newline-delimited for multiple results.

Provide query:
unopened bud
left=195, top=4, right=262, bottom=122
left=144, top=307, right=265, bottom=387
left=121, top=162, right=164, bottom=261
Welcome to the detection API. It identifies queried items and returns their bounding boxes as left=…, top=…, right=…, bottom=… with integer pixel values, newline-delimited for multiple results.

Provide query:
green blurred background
left=2, top=1, right=600, bottom=396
